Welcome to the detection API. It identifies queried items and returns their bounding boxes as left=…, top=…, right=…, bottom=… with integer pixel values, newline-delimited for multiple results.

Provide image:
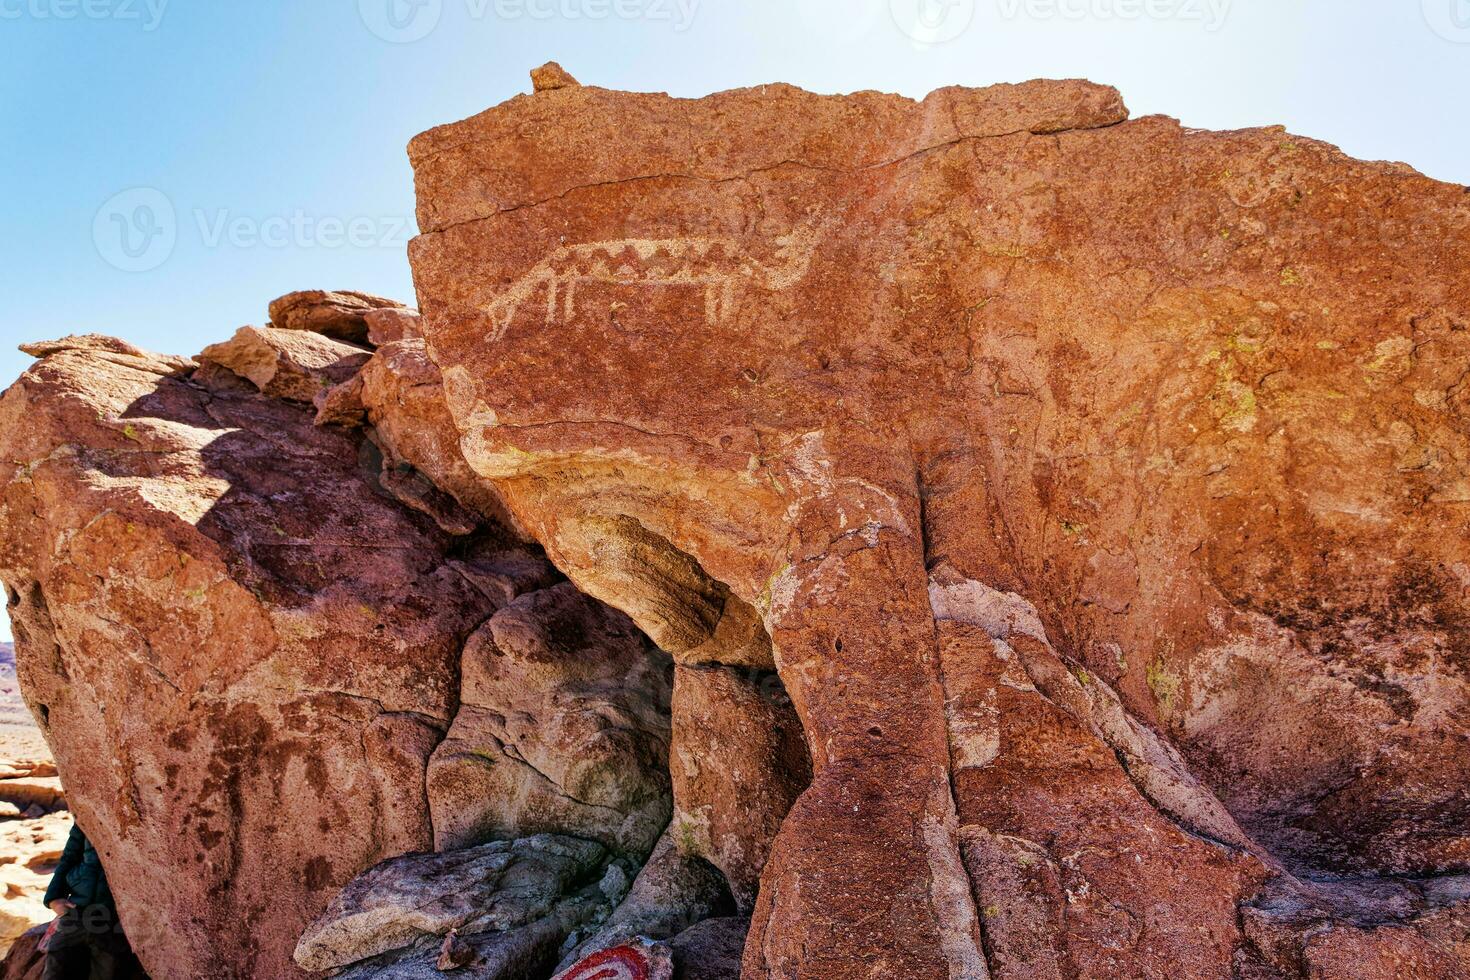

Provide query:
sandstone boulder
left=293, top=833, right=609, bottom=972
left=0, top=341, right=507, bottom=979
left=364, top=307, right=423, bottom=346
left=267, top=289, right=407, bottom=345
left=17, top=336, right=193, bottom=374
left=408, top=73, right=1470, bottom=975
left=316, top=337, right=524, bottom=535
left=199, top=324, right=370, bottom=402
left=557, top=827, right=733, bottom=969
left=0, top=321, right=691, bottom=979
left=668, top=665, right=808, bottom=912
left=427, top=582, right=673, bottom=859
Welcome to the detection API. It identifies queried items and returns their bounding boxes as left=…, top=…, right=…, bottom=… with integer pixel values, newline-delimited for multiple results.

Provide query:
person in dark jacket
left=42, top=823, right=120, bottom=980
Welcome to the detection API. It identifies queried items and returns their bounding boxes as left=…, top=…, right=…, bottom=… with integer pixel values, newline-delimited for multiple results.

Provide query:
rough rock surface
left=0, top=306, right=682, bottom=977
left=558, top=827, right=733, bottom=969
left=294, top=833, right=608, bottom=971
left=3, top=70, right=1470, bottom=980
left=0, top=340, right=512, bottom=979
left=407, top=74, right=1470, bottom=976
left=531, top=62, right=580, bottom=93
left=668, top=666, right=807, bottom=912
left=668, top=917, right=747, bottom=980
left=199, top=325, right=370, bottom=402
left=364, top=307, right=423, bottom=347
left=428, top=582, right=673, bottom=858
left=0, top=927, right=44, bottom=980
left=315, top=337, right=524, bottom=535
left=267, top=289, right=407, bottom=345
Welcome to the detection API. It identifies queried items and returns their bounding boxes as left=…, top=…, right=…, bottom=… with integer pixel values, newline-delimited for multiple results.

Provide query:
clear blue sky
left=1, top=0, right=1467, bottom=641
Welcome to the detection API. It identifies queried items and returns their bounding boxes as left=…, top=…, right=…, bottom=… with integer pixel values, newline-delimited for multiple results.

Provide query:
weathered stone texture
left=3, top=70, right=1468, bottom=980
left=408, top=74, right=1470, bottom=977
left=0, top=339, right=527, bottom=979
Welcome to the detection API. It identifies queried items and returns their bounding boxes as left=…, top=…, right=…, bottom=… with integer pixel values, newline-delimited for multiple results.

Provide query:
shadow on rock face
left=405, top=69, right=1470, bottom=978
left=296, top=530, right=810, bottom=979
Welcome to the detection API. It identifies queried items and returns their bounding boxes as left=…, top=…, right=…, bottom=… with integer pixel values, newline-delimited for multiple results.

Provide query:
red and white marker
left=551, top=938, right=674, bottom=980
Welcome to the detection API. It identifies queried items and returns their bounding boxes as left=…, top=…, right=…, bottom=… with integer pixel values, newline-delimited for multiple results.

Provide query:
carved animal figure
left=482, top=219, right=827, bottom=340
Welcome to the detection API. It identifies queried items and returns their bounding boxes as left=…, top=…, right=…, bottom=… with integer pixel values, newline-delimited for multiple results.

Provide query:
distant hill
left=1, top=638, right=48, bottom=762
left=1, top=640, right=30, bottom=726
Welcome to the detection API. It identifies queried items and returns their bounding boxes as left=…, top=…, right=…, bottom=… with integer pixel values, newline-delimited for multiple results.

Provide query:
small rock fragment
left=364, top=307, right=423, bottom=346
left=434, top=929, right=476, bottom=971
left=531, top=62, right=580, bottom=92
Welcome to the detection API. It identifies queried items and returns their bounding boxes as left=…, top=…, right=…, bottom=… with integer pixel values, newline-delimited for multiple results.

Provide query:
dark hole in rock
left=298, top=537, right=812, bottom=980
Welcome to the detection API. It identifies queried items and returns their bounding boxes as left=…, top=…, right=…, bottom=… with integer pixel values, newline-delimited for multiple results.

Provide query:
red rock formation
left=407, top=71, right=1470, bottom=976
left=0, top=335, right=504, bottom=978
left=668, top=665, right=808, bottom=913
left=426, top=581, right=673, bottom=858
left=267, top=289, right=407, bottom=346
left=199, top=325, right=370, bottom=403
left=0, top=300, right=687, bottom=978
left=2, top=69, right=1469, bottom=980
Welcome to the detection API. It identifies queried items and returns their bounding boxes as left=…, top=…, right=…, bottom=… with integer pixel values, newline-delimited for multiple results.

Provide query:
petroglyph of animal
left=482, top=220, right=827, bottom=340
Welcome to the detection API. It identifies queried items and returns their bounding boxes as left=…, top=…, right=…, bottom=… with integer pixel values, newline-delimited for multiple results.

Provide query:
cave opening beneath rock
left=301, top=520, right=813, bottom=979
